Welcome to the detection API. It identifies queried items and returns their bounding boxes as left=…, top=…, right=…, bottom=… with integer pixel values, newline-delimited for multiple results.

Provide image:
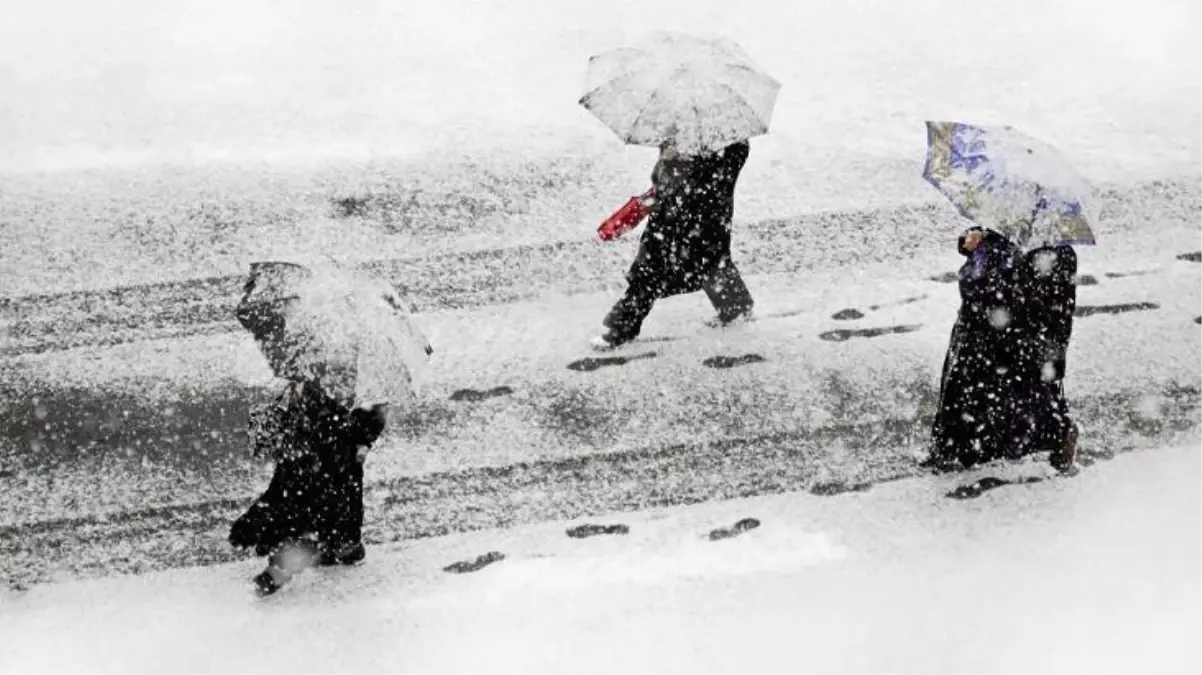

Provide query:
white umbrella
left=236, top=261, right=432, bottom=410
left=580, top=31, right=781, bottom=155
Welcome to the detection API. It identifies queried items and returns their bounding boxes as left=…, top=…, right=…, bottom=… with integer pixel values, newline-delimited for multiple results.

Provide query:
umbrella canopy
left=923, top=121, right=1097, bottom=250
left=236, top=261, right=432, bottom=410
left=580, top=31, right=781, bottom=155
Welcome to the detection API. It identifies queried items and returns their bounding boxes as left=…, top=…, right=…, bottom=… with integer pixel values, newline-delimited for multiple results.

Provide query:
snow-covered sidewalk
left=2, top=442, right=1197, bottom=673
left=4, top=233, right=1199, bottom=526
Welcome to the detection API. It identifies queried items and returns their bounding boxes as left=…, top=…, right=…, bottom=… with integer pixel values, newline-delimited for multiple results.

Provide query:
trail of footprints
left=445, top=253, right=1192, bottom=397
left=436, top=462, right=1053, bottom=577
left=429, top=254, right=1195, bottom=577
left=441, top=516, right=765, bottom=576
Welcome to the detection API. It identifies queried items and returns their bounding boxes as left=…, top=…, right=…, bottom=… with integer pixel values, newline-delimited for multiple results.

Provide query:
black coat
left=230, top=381, right=387, bottom=554
left=931, top=229, right=1077, bottom=467
left=627, top=141, right=750, bottom=298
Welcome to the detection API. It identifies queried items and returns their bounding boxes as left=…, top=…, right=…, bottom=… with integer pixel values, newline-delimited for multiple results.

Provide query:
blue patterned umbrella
left=923, top=121, right=1097, bottom=249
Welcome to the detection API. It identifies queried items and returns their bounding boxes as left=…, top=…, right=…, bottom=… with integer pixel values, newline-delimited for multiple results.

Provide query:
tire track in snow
left=4, top=179, right=1196, bottom=358
left=2, top=384, right=1197, bottom=590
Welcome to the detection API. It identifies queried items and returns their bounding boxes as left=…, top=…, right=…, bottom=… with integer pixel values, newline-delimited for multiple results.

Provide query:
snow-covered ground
left=5, top=232, right=1198, bottom=526
left=1, top=1, right=1199, bottom=669
left=2, top=442, right=1198, bottom=673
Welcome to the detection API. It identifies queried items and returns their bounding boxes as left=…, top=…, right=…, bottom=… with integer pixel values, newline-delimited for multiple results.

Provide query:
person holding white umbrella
left=579, top=31, right=781, bottom=349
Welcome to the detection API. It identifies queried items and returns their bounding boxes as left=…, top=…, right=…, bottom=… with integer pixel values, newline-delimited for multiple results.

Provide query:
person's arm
left=959, top=231, right=1019, bottom=312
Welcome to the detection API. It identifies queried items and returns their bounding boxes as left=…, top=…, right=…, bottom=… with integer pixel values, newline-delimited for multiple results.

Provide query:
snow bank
left=2, top=443, right=1197, bottom=673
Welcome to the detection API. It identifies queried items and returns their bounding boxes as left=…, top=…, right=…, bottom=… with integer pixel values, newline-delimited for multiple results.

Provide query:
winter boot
left=589, top=331, right=633, bottom=352
left=251, top=538, right=318, bottom=596
left=706, top=308, right=754, bottom=328
left=1049, top=422, right=1080, bottom=473
left=252, top=564, right=292, bottom=597
left=318, top=542, right=366, bottom=567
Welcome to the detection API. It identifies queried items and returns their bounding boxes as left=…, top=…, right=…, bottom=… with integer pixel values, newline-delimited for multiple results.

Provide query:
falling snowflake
left=1032, top=250, right=1057, bottom=277
left=1041, top=361, right=1058, bottom=382
left=989, top=307, right=1011, bottom=329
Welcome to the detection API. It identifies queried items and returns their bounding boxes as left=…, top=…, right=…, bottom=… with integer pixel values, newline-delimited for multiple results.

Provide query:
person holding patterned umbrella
left=921, top=122, right=1094, bottom=473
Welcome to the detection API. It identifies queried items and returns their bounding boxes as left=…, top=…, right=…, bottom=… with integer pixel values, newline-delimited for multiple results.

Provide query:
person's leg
left=318, top=457, right=367, bottom=566
left=596, top=281, right=657, bottom=348
left=229, top=462, right=305, bottom=555
left=703, top=258, right=754, bottom=324
left=240, top=460, right=319, bottom=596
left=253, top=535, right=320, bottom=596
left=1047, top=376, right=1078, bottom=472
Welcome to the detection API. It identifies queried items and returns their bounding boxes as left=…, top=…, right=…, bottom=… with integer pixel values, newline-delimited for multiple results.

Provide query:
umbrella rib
left=626, top=80, right=667, bottom=143
left=714, top=80, right=769, bottom=136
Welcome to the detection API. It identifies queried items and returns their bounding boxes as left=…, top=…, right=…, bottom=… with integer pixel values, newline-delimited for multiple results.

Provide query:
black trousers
left=604, top=258, right=753, bottom=343
left=229, top=452, right=364, bottom=558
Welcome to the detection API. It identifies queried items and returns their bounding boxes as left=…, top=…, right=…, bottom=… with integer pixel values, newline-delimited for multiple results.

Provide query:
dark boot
left=251, top=538, right=317, bottom=596
left=318, top=542, right=366, bottom=567
left=595, top=282, right=657, bottom=350
left=252, top=565, right=290, bottom=597
left=703, top=260, right=754, bottom=325
left=1049, top=422, right=1079, bottom=473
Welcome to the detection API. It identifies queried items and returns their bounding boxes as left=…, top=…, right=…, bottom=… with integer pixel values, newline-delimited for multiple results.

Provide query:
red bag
left=598, top=189, right=655, bottom=241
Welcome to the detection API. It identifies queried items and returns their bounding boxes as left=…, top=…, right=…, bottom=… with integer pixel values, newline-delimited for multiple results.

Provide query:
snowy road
left=3, top=209, right=1200, bottom=589
left=1, top=179, right=1195, bottom=358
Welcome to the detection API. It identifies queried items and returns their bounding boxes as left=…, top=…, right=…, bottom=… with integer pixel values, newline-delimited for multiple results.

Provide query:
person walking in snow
left=592, top=139, right=755, bottom=350
left=229, top=377, right=389, bottom=597
left=924, top=227, right=1079, bottom=472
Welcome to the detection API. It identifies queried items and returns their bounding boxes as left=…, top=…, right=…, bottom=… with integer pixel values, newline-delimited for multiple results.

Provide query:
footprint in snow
left=1177, top=251, right=1201, bottom=263
left=928, top=271, right=959, bottom=284
left=832, top=295, right=929, bottom=321
left=449, top=386, right=514, bottom=402
left=1074, top=302, right=1159, bottom=318
left=945, top=476, right=1044, bottom=500
left=1075, top=274, right=1099, bottom=286
left=831, top=308, right=866, bottom=321
left=702, top=354, right=766, bottom=369
left=1104, top=270, right=1158, bottom=279
left=819, top=324, right=923, bottom=342
left=809, top=481, right=872, bottom=497
left=707, top=517, right=761, bottom=541
left=566, top=352, right=657, bottom=372
left=443, top=551, right=506, bottom=574
left=566, top=523, right=630, bottom=539
left=868, top=295, right=928, bottom=311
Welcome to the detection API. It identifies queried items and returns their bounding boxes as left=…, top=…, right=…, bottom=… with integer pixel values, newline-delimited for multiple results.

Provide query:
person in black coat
left=1025, top=240, right=1079, bottom=470
left=229, top=379, right=387, bottom=596
left=925, top=227, right=1079, bottom=472
left=592, top=140, right=755, bottom=349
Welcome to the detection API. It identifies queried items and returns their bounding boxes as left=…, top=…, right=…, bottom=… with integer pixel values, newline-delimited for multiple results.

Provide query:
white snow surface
left=3, top=218, right=1197, bottom=524
left=0, top=0, right=1198, bottom=294
left=2, top=443, right=1198, bottom=673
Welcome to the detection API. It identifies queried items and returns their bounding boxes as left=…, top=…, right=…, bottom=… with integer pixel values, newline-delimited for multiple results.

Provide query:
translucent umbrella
left=580, top=31, right=781, bottom=155
left=236, top=261, right=432, bottom=410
